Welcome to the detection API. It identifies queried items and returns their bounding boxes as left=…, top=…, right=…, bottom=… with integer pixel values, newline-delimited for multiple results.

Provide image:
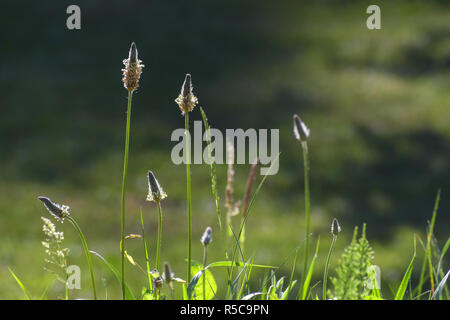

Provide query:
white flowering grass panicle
left=37, top=196, right=97, bottom=299
left=41, top=216, right=69, bottom=284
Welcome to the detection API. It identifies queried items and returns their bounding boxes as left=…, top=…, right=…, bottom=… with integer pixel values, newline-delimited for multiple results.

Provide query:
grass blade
left=432, top=269, right=450, bottom=300
left=90, top=250, right=135, bottom=300
left=139, top=208, right=153, bottom=292
left=301, top=237, right=320, bottom=300
left=8, top=268, right=32, bottom=300
left=395, top=237, right=416, bottom=300
left=200, top=107, right=221, bottom=230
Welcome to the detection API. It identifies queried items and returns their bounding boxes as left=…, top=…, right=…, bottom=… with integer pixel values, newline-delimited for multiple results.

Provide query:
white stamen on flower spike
left=175, top=74, right=198, bottom=115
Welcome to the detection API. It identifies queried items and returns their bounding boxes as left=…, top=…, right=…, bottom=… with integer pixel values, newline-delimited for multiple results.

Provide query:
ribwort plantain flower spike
left=122, top=42, right=144, bottom=92
left=293, top=114, right=310, bottom=142
left=146, top=170, right=167, bottom=203
left=331, top=218, right=342, bottom=236
left=201, top=226, right=213, bottom=246
left=38, top=196, right=70, bottom=222
left=175, top=74, right=198, bottom=114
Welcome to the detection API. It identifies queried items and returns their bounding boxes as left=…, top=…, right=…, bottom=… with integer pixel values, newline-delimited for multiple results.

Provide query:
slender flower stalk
left=201, top=227, right=213, bottom=300
left=120, top=42, right=144, bottom=299
left=293, top=114, right=311, bottom=288
left=240, top=159, right=258, bottom=254
left=146, top=170, right=167, bottom=271
left=38, top=196, right=97, bottom=299
left=323, top=218, right=341, bottom=299
left=67, top=215, right=97, bottom=300
left=175, top=74, right=198, bottom=283
left=139, top=209, right=153, bottom=293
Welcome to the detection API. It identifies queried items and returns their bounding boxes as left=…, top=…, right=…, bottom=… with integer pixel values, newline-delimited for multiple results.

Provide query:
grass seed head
left=175, top=74, right=198, bottom=114
left=293, top=114, right=310, bottom=142
left=201, top=226, right=213, bottom=246
left=38, top=196, right=70, bottom=222
left=122, top=42, right=144, bottom=92
left=146, top=170, right=167, bottom=203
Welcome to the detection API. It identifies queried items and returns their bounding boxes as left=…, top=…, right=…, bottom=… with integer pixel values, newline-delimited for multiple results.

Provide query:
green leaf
left=8, top=268, right=32, bottom=300
left=141, top=288, right=155, bottom=300
left=182, top=283, right=188, bottom=300
left=301, top=237, right=320, bottom=300
left=191, top=263, right=217, bottom=300
left=432, top=269, right=450, bottom=300
left=90, top=250, right=136, bottom=300
left=395, top=237, right=416, bottom=300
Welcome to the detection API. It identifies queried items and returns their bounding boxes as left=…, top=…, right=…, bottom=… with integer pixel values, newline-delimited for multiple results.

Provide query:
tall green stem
left=120, top=90, right=133, bottom=299
left=140, top=209, right=153, bottom=293
left=156, top=201, right=163, bottom=271
left=67, top=216, right=97, bottom=300
left=203, top=245, right=208, bottom=300
left=301, top=141, right=310, bottom=287
left=323, top=235, right=337, bottom=299
left=185, top=112, right=192, bottom=284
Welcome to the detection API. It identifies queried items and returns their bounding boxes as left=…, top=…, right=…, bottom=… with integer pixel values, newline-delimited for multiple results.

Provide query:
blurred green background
left=0, top=0, right=449, bottom=299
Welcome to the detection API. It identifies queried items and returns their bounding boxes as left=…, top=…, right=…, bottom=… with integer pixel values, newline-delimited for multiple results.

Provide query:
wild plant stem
left=140, top=209, right=153, bottom=292
left=156, top=201, right=163, bottom=271
left=67, top=216, right=97, bottom=300
left=185, top=112, right=192, bottom=284
left=120, top=90, right=133, bottom=299
left=203, top=245, right=208, bottom=300
left=323, top=235, right=337, bottom=299
left=301, top=142, right=311, bottom=288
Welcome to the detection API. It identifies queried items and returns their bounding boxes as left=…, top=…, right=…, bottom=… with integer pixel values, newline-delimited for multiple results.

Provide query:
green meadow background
left=0, top=0, right=448, bottom=299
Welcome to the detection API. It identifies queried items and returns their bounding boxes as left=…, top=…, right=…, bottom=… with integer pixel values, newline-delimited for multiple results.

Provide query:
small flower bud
left=200, top=226, right=213, bottom=246
left=122, top=42, right=144, bottom=92
left=293, top=114, right=310, bottom=142
left=146, top=171, right=167, bottom=203
left=331, top=218, right=341, bottom=236
left=175, top=74, right=198, bottom=114
left=38, top=196, right=70, bottom=222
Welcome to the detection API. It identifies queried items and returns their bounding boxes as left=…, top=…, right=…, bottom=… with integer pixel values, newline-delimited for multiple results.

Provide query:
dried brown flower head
left=122, top=42, right=144, bottom=92
left=175, top=74, right=198, bottom=114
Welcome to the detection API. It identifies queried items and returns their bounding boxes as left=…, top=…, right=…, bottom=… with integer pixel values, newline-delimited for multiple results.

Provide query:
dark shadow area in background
left=0, top=0, right=448, bottom=244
